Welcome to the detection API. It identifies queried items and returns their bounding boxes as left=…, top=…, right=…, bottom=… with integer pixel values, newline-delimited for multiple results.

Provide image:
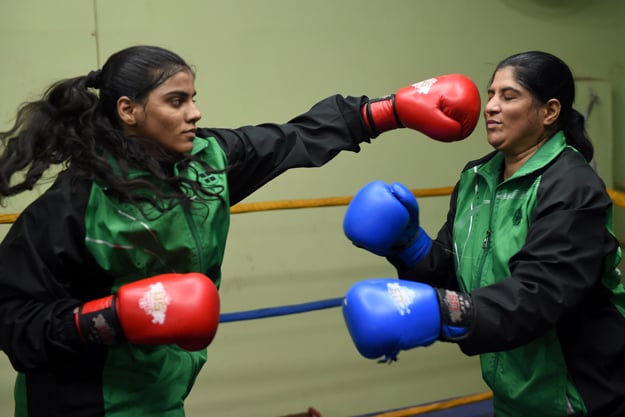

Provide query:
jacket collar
left=105, top=137, right=207, bottom=179
left=478, top=131, right=568, bottom=182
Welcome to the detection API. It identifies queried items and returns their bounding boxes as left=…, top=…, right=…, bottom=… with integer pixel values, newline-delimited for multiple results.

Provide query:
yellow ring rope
left=608, top=188, right=625, bottom=209
left=230, top=187, right=455, bottom=214
left=369, top=390, right=493, bottom=417
left=0, top=186, right=623, bottom=224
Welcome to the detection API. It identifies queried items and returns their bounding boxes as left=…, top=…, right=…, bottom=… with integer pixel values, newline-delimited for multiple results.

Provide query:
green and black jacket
left=397, top=132, right=625, bottom=417
left=0, top=95, right=370, bottom=417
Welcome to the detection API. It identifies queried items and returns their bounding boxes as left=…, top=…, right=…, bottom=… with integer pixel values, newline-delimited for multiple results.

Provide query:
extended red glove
left=75, top=272, right=220, bottom=351
left=362, top=74, right=481, bottom=142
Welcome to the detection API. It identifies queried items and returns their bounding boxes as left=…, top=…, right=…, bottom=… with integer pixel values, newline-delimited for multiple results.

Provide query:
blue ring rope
left=219, top=297, right=344, bottom=323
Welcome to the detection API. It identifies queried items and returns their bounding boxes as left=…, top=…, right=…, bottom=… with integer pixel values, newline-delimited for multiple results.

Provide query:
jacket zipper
left=475, top=182, right=496, bottom=286
left=482, top=230, right=491, bottom=249
left=476, top=184, right=499, bottom=382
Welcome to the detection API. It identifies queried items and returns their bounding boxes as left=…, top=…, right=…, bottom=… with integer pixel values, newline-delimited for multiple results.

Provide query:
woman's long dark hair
left=492, top=50, right=593, bottom=162
left=0, top=45, right=222, bottom=210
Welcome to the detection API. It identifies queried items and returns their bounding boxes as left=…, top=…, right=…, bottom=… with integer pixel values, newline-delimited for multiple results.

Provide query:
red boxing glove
left=362, top=74, right=481, bottom=142
left=74, top=273, right=220, bottom=351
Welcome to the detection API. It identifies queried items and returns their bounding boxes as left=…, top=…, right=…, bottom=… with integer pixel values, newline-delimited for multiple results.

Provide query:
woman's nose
left=484, top=96, right=499, bottom=115
left=188, top=102, right=202, bottom=122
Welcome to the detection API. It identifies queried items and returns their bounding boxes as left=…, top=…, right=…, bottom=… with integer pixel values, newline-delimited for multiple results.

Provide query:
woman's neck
left=502, top=137, right=548, bottom=180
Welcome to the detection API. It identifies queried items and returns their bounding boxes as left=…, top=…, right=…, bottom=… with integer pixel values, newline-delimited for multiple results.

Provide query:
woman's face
left=484, top=67, right=547, bottom=156
left=121, top=69, right=202, bottom=154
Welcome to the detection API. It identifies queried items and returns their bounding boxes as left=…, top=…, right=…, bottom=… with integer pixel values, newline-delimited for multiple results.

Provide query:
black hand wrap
left=435, top=289, right=474, bottom=341
left=75, top=296, right=125, bottom=345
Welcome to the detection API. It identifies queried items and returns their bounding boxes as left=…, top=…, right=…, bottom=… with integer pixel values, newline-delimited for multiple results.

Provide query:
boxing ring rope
left=229, top=186, right=456, bottom=214
left=0, top=186, right=456, bottom=225
left=1, top=186, right=623, bottom=223
left=608, top=188, right=625, bottom=209
left=220, top=297, right=344, bottom=323
left=363, top=391, right=494, bottom=417
left=285, top=390, right=495, bottom=417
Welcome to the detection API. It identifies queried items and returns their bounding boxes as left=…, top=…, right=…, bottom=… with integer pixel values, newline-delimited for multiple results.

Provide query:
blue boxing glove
left=343, top=181, right=432, bottom=266
left=342, top=278, right=473, bottom=362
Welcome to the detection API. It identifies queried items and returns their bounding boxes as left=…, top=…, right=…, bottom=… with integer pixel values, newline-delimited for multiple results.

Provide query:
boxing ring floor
left=0, top=186, right=623, bottom=416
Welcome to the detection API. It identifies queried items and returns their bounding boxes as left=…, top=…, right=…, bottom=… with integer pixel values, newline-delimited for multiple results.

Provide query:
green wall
left=0, top=1, right=623, bottom=416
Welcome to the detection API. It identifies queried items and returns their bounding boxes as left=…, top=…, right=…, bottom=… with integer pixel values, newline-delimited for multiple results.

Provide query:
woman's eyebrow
left=162, top=90, right=197, bottom=98
left=487, top=86, right=520, bottom=94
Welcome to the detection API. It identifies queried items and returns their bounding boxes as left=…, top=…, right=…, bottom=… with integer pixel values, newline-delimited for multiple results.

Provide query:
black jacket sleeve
left=197, top=95, right=372, bottom=205
left=0, top=174, right=113, bottom=371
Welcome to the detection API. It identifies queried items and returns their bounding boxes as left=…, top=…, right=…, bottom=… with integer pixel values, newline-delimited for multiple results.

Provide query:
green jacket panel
left=85, top=137, right=230, bottom=286
left=84, top=136, right=228, bottom=416
left=453, top=134, right=579, bottom=416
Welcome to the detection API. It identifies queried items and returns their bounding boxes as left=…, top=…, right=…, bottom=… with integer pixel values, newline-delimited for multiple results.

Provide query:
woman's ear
left=543, top=98, right=561, bottom=127
left=117, top=96, right=139, bottom=127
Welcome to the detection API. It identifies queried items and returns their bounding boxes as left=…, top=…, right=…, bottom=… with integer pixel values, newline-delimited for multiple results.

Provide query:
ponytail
left=562, top=108, right=594, bottom=162
left=0, top=75, right=109, bottom=198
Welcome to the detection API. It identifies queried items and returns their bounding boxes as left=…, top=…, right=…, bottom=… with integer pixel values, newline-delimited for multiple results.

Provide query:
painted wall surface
left=0, top=1, right=623, bottom=416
